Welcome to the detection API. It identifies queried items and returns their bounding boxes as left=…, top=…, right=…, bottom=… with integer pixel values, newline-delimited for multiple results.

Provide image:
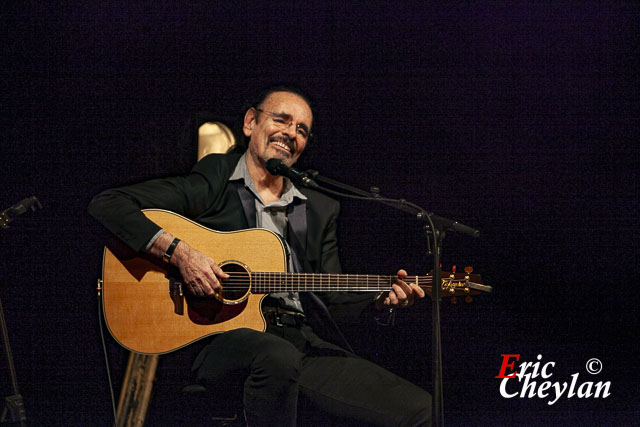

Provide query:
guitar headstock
left=426, top=266, right=492, bottom=303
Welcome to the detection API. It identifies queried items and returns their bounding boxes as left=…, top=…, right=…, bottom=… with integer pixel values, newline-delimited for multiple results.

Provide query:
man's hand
left=375, top=269, right=425, bottom=310
left=150, top=232, right=229, bottom=297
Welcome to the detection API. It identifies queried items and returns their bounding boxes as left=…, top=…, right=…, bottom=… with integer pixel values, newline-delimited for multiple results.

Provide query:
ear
left=243, top=108, right=257, bottom=137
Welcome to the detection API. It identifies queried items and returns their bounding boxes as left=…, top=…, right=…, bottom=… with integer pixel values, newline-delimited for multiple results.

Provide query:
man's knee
left=251, top=336, right=302, bottom=383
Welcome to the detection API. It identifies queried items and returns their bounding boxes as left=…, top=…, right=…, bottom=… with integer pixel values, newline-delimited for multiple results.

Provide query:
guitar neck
left=232, top=272, right=433, bottom=293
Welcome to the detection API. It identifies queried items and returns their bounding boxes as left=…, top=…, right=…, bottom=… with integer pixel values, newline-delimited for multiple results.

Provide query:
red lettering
left=495, top=354, right=520, bottom=378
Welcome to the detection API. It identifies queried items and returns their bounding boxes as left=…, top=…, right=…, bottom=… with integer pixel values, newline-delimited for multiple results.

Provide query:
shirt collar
left=229, top=153, right=307, bottom=205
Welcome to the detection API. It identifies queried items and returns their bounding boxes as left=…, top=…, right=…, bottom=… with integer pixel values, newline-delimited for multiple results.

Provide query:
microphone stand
left=305, top=171, right=479, bottom=427
left=0, top=196, right=41, bottom=426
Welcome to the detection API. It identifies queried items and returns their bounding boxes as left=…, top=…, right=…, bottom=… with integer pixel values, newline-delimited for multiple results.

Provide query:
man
left=89, top=86, right=431, bottom=426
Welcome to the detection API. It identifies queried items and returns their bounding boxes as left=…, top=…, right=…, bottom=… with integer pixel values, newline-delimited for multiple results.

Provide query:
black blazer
left=89, top=153, right=375, bottom=350
left=89, top=153, right=341, bottom=274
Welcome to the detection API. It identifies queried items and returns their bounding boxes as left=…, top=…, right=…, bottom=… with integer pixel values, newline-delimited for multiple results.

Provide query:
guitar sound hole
left=220, top=262, right=250, bottom=303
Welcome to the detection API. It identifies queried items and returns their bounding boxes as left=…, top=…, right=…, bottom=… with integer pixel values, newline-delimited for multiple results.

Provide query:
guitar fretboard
left=222, top=272, right=434, bottom=293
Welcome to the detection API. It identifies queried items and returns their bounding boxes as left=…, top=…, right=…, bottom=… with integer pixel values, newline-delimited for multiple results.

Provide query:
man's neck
left=245, top=153, right=284, bottom=204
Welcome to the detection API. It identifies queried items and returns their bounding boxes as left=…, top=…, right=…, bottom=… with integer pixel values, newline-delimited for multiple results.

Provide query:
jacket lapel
left=230, top=181, right=256, bottom=229
left=286, top=199, right=308, bottom=273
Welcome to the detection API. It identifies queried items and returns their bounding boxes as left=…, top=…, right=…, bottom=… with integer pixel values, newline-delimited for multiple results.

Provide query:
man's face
left=243, top=91, right=313, bottom=168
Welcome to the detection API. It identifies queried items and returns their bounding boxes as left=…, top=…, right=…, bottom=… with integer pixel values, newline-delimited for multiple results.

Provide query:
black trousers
left=192, top=322, right=431, bottom=426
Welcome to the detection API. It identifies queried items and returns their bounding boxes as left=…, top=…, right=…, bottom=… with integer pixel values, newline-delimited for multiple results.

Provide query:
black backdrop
left=1, top=2, right=638, bottom=426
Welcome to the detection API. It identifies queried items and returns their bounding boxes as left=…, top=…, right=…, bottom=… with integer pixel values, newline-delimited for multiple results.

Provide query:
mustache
left=268, top=135, right=296, bottom=154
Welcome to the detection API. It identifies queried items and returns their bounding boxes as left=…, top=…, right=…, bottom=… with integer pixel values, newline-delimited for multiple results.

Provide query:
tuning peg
left=449, top=265, right=456, bottom=279
left=451, top=296, right=457, bottom=304
left=465, top=296, right=473, bottom=303
left=464, top=266, right=473, bottom=274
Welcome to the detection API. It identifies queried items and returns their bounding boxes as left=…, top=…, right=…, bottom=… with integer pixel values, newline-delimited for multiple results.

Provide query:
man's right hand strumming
left=150, top=231, right=229, bottom=297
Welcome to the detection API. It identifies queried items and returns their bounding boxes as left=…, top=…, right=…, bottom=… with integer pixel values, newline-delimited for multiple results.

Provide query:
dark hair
left=229, top=84, right=315, bottom=153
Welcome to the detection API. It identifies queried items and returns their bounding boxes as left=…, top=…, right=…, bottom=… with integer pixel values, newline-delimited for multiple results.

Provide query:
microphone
left=265, top=159, right=319, bottom=189
left=1, top=196, right=42, bottom=229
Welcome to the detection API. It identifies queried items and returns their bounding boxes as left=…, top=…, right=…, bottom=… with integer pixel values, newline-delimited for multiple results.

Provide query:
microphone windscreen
left=265, top=158, right=284, bottom=175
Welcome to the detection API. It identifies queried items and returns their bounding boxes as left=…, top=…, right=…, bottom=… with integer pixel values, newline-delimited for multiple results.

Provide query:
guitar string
left=218, top=276, right=435, bottom=285
left=186, top=272, right=478, bottom=291
left=223, top=272, right=436, bottom=283
left=190, top=274, right=477, bottom=292
left=214, top=283, right=478, bottom=291
left=218, top=274, right=438, bottom=287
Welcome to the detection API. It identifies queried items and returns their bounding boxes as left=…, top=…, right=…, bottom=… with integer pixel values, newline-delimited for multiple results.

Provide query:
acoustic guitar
left=101, top=209, right=491, bottom=354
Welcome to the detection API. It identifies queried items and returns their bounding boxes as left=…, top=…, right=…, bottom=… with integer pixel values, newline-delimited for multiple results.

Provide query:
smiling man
left=89, top=85, right=431, bottom=426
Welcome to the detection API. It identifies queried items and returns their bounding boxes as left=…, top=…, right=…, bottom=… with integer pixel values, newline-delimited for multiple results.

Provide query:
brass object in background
left=197, top=121, right=235, bottom=161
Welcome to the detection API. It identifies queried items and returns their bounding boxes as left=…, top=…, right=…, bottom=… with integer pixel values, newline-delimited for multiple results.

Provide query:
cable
left=97, top=279, right=119, bottom=426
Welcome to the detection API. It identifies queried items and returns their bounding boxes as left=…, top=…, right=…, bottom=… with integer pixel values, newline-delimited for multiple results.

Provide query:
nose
left=281, top=122, right=297, bottom=139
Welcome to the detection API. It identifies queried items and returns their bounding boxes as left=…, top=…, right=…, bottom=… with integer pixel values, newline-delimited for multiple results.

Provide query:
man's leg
left=299, top=355, right=431, bottom=426
left=193, top=328, right=302, bottom=427
left=296, top=327, right=431, bottom=427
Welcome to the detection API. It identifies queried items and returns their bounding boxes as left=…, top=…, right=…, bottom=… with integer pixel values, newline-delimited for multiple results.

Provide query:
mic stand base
left=0, top=293, right=27, bottom=426
left=1, top=394, right=26, bottom=425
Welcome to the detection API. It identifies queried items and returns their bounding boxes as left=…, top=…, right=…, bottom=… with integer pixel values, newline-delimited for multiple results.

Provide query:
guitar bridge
left=169, top=276, right=184, bottom=315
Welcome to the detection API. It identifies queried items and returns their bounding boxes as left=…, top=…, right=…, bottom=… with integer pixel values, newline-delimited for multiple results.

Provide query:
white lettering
left=520, top=375, right=537, bottom=398
left=530, top=354, right=543, bottom=378
left=537, top=381, right=551, bottom=398
left=567, top=373, right=579, bottom=398
left=593, top=381, right=611, bottom=398
left=541, top=361, right=555, bottom=378
left=577, top=381, right=593, bottom=398
left=548, top=381, right=568, bottom=405
left=518, top=361, right=534, bottom=380
left=500, top=378, right=518, bottom=398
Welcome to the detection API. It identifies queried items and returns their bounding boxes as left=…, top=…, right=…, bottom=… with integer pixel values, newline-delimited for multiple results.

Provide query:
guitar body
left=102, top=209, right=287, bottom=354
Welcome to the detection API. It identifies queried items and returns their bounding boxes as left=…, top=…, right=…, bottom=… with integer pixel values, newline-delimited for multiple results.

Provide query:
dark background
left=1, top=2, right=638, bottom=426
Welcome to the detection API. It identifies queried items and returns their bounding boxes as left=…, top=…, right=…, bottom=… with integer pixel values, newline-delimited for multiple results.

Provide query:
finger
left=186, top=266, right=218, bottom=296
left=392, top=283, right=408, bottom=301
left=397, top=269, right=408, bottom=279
left=201, top=270, right=221, bottom=295
left=411, top=282, right=425, bottom=299
left=189, top=282, right=204, bottom=297
left=210, top=260, right=230, bottom=280
left=395, top=279, right=411, bottom=297
left=388, top=290, right=399, bottom=306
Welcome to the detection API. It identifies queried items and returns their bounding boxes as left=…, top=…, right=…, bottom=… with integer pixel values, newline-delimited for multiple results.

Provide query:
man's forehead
left=262, top=92, right=312, bottom=120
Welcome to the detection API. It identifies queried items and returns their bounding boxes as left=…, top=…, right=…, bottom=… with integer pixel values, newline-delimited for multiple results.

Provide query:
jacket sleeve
left=87, top=154, right=233, bottom=252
